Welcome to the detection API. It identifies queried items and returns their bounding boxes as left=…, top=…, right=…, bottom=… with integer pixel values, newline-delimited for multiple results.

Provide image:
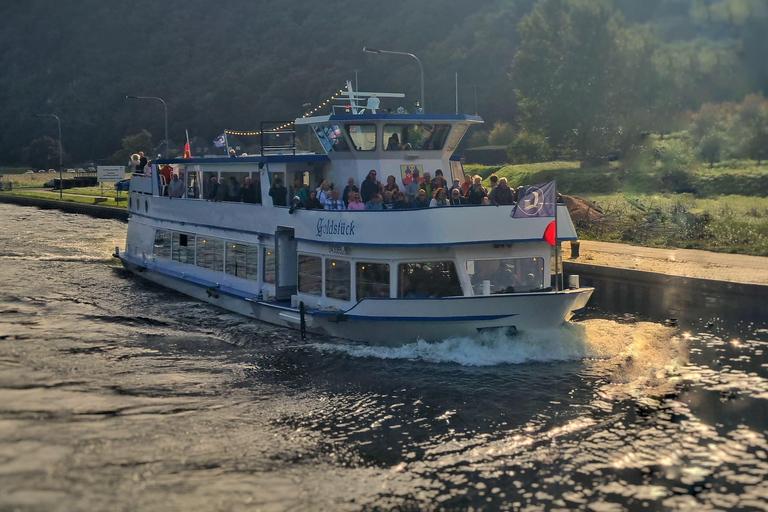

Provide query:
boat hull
left=119, top=254, right=593, bottom=346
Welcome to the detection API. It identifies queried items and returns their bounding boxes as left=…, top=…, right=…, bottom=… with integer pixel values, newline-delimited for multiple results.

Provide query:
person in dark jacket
left=466, top=175, right=487, bottom=205
left=449, top=188, right=467, bottom=205
left=269, top=178, right=288, bottom=206
left=360, top=169, right=382, bottom=203
left=303, top=190, right=323, bottom=209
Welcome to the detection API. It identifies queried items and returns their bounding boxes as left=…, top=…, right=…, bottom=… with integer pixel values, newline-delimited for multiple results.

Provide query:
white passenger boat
left=116, top=84, right=593, bottom=345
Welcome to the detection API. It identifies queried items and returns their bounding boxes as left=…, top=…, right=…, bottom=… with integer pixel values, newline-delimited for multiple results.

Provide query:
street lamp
left=363, top=47, right=425, bottom=113
left=30, top=113, right=62, bottom=199
left=125, top=95, right=169, bottom=159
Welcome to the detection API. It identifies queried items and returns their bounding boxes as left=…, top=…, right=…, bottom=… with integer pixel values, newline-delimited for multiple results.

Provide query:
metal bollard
left=570, top=240, right=580, bottom=258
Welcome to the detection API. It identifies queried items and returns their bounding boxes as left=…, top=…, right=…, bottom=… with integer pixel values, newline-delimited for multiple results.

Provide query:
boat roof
left=294, top=113, right=483, bottom=125
left=155, top=153, right=331, bottom=165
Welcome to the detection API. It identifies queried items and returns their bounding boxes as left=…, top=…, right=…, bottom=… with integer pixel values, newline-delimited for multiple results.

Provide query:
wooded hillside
left=1, top=0, right=766, bottom=165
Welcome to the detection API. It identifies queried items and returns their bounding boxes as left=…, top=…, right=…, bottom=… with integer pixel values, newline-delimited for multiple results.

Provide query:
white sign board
left=97, top=166, right=124, bottom=183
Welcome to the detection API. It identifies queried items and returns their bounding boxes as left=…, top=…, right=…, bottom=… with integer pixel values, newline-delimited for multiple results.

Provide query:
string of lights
left=224, top=88, right=345, bottom=136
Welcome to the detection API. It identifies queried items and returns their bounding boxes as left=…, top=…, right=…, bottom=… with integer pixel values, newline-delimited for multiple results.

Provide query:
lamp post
left=302, top=102, right=312, bottom=151
left=363, top=47, right=425, bottom=113
left=125, top=95, right=168, bottom=159
left=30, top=113, right=62, bottom=199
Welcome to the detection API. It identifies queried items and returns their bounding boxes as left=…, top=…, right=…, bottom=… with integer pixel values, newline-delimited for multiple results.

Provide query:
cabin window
left=325, top=259, right=351, bottom=300
left=383, top=124, right=451, bottom=151
left=195, top=237, right=224, bottom=271
left=398, top=261, right=462, bottom=298
left=220, top=172, right=249, bottom=201
left=356, top=263, right=390, bottom=299
left=225, top=243, right=249, bottom=278
left=314, top=125, right=350, bottom=152
left=445, top=123, right=469, bottom=152
left=345, top=124, right=376, bottom=151
left=153, top=229, right=171, bottom=259
left=263, top=247, right=275, bottom=284
left=298, top=255, right=323, bottom=296
left=172, top=232, right=195, bottom=264
left=245, top=245, right=259, bottom=280
left=202, top=172, right=218, bottom=200
left=466, top=257, right=546, bottom=295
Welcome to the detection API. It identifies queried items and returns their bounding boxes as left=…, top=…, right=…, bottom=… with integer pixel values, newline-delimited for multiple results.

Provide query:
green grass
left=1, top=190, right=126, bottom=208
left=576, top=193, right=768, bottom=256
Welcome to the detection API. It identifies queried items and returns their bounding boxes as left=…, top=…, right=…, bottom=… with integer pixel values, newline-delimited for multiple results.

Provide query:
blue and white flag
left=213, top=132, right=227, bottom=148
left=511, top=180, right=556, bottom=218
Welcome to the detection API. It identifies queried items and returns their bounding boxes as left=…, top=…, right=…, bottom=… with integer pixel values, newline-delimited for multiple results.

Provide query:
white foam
left=311, top=319, right=681, bottom=367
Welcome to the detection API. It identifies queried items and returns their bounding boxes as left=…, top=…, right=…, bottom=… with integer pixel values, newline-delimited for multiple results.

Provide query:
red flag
left=183, top=141, right=191, bottom=159
left=543, top=221, right=556, bottom=246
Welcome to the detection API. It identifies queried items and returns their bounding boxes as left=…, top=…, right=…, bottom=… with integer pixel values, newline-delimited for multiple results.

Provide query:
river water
left=0, top=202, right=767, bottom=512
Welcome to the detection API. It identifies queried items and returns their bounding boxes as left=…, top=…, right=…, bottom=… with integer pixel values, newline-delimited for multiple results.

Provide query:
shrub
left=506, top=132, right=553, bottom=164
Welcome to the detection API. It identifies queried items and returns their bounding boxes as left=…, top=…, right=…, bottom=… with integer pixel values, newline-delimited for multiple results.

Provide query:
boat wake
left=311, top=319, right=683, bottom=367
left=0, top=251, right=115, bottom=264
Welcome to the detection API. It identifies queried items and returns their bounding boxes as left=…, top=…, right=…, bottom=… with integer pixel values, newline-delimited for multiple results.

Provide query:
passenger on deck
left=317, top=180, right=332, bottom=203
left=360, top=170, right=382, bottom=203
left=227, top=176, right=241, bottom=201
left=449, top=188, right=467, bottom=205
left=292, top=178, right=308, bottom=204
left=431, top=169, right=448, bottom=191
left=240, top=177, right=257, bottom=203
left=269, top=178, right=288, bottom=206
left=387, top=133, right=401, bottom=150
left=448, top=178, right=462, bottom=197
left=323, top=189, right=345, bottom=210
left=251, top=174, right=262, bottom=204
left=489, top=177, right=515, bottom=205
left=229, top=148, right=237, bottom=158
left=304, top=190, right=323, bottom=209
left=489, top=174, right=499, bottom=191
left=420, top=172, right=432, bottom=200
left=429, top=188, right=448, bottom=207
left=383, top=175, right=400, bottom=195
left=128, top=154, right=140, bottom=174
left=365, top=193, right=384, bottom=210
left=404, top=169, right=420, bottom=203
left=160, top=164, right=173, bottom=187
left=382, top=190, right=396, bottom=210
left=206, top=176, right=219, bottom=201
left=214, top=178, right=229, bottom=202
left=347, top=192, right=365, bottom=210
left=168, top=174, right=185, bottom=198
left=342, top=177, right=358, bottom=207
left=136, top=152, right=147, bottom=173
left=394, top=191, right=410, bottom=209
left=412, top=189, right=429, bottom=209
left=461, top=174, right=472, bottom=196
left=466, top=175, right=487, bottom=205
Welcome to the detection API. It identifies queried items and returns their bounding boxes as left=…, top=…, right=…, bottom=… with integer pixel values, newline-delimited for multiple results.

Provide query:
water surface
left=0, top=203, right=766, bottom=511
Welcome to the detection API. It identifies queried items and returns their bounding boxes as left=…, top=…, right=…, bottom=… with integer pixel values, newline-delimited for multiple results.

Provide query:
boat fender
left=289, top=197, right=301, bottom=214
left=332, top=314, right=349, bottom=323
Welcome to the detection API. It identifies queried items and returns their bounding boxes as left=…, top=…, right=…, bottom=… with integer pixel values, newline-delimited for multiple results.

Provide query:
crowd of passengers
left=283, top=169, right=522, bottom=210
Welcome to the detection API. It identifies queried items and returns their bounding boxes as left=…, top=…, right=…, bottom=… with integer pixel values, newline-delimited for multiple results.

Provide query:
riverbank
left=0, top=193, right=127, bottom=220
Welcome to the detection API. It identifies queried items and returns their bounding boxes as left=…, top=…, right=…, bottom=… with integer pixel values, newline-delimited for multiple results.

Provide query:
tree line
left=2, top=0, right=766, bottom=169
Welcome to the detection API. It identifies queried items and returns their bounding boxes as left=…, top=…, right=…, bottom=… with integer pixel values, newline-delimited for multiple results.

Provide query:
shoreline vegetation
left=3, top=160, right=768, bottom=257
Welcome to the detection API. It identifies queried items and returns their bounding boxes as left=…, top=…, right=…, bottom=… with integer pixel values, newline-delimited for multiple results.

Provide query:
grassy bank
left=1, top=190, right=126, bottom=208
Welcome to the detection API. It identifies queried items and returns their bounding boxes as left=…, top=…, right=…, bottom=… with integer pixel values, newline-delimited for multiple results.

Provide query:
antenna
left=455, top=72, right=459, bottom=115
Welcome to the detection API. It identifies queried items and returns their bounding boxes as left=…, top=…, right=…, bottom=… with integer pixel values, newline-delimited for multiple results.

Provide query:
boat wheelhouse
left=117, top=84, right=593, bottom=345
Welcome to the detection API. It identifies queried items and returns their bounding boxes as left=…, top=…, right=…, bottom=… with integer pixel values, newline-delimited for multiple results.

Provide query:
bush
left=488, top=122, right=516, bottom=146
left=506, top=132, right=553, bottom=164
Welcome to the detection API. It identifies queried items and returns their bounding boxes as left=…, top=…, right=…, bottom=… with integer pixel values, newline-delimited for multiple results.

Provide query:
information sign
left=97, top=166, right=124, bottom=183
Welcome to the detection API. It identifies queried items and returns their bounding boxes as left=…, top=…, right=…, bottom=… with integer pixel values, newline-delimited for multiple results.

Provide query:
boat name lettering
left=316, top=218, right=356, bottom=237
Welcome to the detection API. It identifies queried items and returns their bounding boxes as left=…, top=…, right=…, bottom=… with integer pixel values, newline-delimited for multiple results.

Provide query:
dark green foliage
left=23, top=136, right=61, bottom=170
left=506, top=132, right=553, bottom=164
left=111, top=130, right=153, bottom=166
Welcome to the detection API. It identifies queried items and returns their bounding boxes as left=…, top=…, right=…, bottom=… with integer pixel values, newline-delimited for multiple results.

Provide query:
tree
left=506, top=132, right=553, bottom=164
left=511, top=0, right=627, bottom=164
left=734, top=94, right=768, bottom=165
left=111, top=130, right=153, bottom=165
left=488, top=122, right=516, bottom=146
left=23, top=136, right=60, bottom=171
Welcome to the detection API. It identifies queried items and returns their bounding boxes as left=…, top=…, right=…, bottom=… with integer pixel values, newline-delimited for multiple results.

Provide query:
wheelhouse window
left=345, top=124, right=376, bottom=151
left=356, top=263, right=390, bottom=299
left=298, top=255, right=322, bottom=296
left=263, top=247, right=275, bottom=284
left=383, top=124, right=451, bottom=151
left=314, top=125, right=350, bottom=152
left=445, top=123, right=469, bottom=152
left=466, top=257, right=546, bottom=295
left=398, top=262, right=462, bottom=298
left=325, top=259, right=351, bottom=300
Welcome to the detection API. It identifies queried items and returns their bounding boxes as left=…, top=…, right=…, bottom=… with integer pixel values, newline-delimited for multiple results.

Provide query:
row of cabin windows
left=313, top=123, right=455, bottom=153
left=153, top=229, right=275, bottom=284
left=298, top=256, right=462, bottom=300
